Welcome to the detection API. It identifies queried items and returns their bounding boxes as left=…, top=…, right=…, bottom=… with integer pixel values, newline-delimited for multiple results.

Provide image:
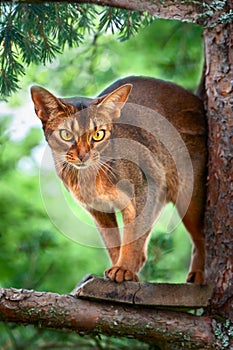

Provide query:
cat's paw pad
left=105, top=266, right=139, bottom=283
left=186, top=270, right=205, bottom=284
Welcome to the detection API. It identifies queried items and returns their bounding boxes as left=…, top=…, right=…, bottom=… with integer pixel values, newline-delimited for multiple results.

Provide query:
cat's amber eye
left=92, top=130, right=105, bottom=142
left=60, top=129, right=74, bottom=142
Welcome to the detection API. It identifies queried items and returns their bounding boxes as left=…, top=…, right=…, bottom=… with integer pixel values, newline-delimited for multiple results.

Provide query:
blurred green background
left=0, top=16, right=203, bottom=349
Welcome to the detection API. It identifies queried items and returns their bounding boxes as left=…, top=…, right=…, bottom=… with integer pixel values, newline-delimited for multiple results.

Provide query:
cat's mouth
left=66, top=154, right=100, bottom=171
left=70, top=161, right=89, bottom=170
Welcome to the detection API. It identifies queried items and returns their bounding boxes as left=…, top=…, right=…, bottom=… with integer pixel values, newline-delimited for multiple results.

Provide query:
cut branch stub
left=74, top=276, right=213, bottom=310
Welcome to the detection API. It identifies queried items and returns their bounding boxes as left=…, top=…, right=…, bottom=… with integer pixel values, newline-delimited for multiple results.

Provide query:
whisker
left=93, top=163, right=114, bottom=186
left=54, top=160, right=67, bottom=176
left=100, top=156, right=119, bottom=174
left=54, top=153, right=78, bottom=177
left=98, top=159, right=118, bottom=180
left=53, top=152, right=119, bottom=186
left=95, top=160, right=116, bottom=185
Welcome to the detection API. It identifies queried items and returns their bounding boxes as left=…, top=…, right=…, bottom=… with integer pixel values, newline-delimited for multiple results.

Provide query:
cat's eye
left=60, top=129, right=74, bottom=142
left=92, top=130, right=105, bottom=142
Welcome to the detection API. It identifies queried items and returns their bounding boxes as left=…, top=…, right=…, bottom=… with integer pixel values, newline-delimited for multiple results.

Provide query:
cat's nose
left=78, top=153, right=89, bottom=161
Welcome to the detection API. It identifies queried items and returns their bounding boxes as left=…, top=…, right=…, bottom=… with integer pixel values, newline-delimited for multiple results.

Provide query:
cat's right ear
left=96, top=84, right=132, bottom=120
left=30, top=86, right=63, bottom=128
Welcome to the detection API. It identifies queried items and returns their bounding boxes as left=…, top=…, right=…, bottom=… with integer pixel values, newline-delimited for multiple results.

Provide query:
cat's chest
left=69, top=175, right=135, bottom=216
left=67, top=171, right=120, bottom=210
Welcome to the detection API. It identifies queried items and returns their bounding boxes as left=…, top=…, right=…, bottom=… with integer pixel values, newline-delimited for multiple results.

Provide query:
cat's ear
left=98, top=84, right=132, bottom=119
left=30, top=86, right=64, bottom=128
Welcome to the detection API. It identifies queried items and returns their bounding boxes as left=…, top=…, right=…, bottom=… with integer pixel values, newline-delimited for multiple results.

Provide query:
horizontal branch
left=78, top=0, right=202, bottom=22
left=0, top=286, right=215, bottom=349
left=16, top=0, right=203, bottom=23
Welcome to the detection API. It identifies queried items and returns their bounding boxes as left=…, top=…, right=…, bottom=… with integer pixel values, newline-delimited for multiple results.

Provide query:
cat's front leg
left=105, top=201, right=150, bottom=283
left=104, top=235, right=149, bottom=282
left=89, top=210, right=121, bottom=265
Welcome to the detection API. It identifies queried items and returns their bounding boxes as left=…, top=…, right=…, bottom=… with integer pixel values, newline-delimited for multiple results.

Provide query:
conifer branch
left=0, top=3, right=152, bottom=98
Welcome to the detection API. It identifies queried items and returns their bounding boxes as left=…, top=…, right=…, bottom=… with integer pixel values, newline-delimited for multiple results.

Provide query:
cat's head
left=31, top=83, right=132, bottom=170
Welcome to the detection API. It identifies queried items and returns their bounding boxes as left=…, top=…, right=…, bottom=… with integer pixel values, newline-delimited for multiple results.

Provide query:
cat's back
left=99, top=76, right=206, bottom=136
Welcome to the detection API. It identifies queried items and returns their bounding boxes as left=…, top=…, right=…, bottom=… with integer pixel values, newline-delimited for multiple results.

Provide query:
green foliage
left=0, top=3, right=153, bottom=98
left=0, top=117, right=108, bottom=292
left=10, top=19, right=202, bottom=106
left=0, top=325, right=150, bottom=350
left=98, top=6, right=153, bottom=41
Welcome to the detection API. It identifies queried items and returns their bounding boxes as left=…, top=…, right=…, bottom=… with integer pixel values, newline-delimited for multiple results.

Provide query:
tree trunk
left=203, top=0, right=233, bottom=321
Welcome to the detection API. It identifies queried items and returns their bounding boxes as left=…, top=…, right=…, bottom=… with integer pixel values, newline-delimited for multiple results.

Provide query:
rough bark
left=0, top=287, right=215, bottom=349
left=203, top=0, right=233, bottom=321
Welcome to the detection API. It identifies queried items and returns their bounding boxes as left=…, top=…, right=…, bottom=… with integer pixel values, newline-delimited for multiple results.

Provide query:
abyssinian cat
left=31, top=76, right=207, bottom=284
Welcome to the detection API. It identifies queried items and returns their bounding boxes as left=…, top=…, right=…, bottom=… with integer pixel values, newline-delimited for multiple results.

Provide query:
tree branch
left=79, top=0, right=203, bottom=22
left=0, top=287, right=215, bottom=349
left=18, top=0, right=203, bottom=23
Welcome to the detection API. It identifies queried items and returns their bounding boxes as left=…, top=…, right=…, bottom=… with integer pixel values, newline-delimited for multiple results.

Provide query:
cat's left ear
left=98, top=84, right=132, bottom=119
left=30, top=86, right=66, bottom=129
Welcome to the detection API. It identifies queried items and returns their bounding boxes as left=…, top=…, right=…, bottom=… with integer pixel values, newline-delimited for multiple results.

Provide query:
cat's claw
left=186, top=270, right=205, bottom=284
left=105, top=266, right=139, bottom=283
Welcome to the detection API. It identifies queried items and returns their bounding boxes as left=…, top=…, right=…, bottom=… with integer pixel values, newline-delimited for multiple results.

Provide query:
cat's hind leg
left=181, top=204, right=205, bottom=284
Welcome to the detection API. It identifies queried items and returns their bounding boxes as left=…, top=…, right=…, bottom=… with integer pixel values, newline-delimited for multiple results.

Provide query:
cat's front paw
left=186, top=270, right=205, bottom=284
left=105, top=266, right=139, bottom=283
